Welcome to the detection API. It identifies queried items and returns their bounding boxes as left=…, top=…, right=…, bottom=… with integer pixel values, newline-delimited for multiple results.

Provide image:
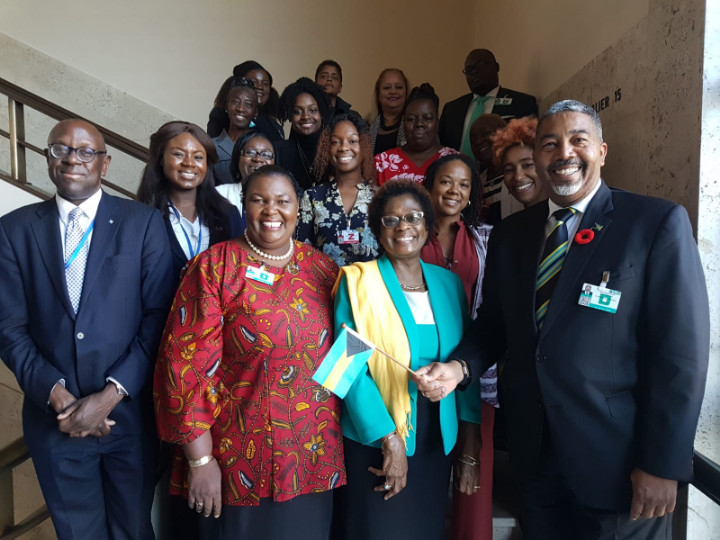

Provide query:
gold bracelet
left=188, top=455, right=215, bottom=468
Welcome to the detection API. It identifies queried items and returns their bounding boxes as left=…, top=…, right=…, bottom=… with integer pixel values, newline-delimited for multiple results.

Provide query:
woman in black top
left=275, top=77, right=331, bottom=190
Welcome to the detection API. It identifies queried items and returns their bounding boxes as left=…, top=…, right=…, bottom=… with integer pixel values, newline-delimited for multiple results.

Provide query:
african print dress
left=154, top=239, right=346, bottom=506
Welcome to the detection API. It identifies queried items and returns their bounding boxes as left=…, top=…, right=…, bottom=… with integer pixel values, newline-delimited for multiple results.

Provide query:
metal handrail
left=0, top=76, right=146, bottom=200
left=693, top=450, right=720, bottom=506
left=0, top=437, right=49, bottom=538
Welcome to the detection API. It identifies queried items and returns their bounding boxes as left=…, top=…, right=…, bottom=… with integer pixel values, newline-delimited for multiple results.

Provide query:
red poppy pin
left=575, top=229, right=594, bottom=244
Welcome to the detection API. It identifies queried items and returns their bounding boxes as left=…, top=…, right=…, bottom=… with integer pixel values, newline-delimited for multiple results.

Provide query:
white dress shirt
left=545, top=179, right=602, bottom=254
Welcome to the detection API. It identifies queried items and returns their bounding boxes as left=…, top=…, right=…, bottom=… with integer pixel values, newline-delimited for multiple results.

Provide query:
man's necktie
left=65, top=207, right=88, bottom=314
left=460, top=95, right=490, bottom=157
left=535, top=207, right=577, bottom=327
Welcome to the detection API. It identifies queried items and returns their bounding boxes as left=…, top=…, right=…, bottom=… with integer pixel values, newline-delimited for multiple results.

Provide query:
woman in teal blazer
left=333, top=180, right=479, bottom=540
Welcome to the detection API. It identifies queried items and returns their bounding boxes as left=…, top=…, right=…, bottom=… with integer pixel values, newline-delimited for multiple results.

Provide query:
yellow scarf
left=333, top=260, right=413, bottom=443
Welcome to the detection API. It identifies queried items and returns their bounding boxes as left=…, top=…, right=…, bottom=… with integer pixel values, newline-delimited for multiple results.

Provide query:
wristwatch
left=454, top=359, right=472, bottom=391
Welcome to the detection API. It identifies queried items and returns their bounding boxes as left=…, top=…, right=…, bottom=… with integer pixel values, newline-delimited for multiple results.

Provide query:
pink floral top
left=374, top=146, right=459, bottom=185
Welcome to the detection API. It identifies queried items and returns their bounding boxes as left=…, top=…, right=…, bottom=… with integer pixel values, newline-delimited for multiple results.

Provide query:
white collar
left=474, top=86, right=500, bottom=100
left=55, top=189, right=103, bottom=224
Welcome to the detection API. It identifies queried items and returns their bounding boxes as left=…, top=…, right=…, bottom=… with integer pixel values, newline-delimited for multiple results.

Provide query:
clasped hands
left=50, top=383, right=123, bottom=438
left=412, top=360, right=465, bottom=402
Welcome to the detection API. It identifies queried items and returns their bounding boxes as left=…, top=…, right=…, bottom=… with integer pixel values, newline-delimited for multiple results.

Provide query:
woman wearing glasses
left=297, top=112, right=379, bottom=267
left=137, top=121, right=244, bottom=286
left=333, top=180, right=478, bottom=540
left=215, top=131, right=275, bottom=219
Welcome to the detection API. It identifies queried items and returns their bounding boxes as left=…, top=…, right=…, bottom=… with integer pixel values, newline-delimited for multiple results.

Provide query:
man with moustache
left=0, top=119, right=174, bottom=539
left=449, top=100, right=709, bottom=538
left=439, top=48, right=537, bottom=156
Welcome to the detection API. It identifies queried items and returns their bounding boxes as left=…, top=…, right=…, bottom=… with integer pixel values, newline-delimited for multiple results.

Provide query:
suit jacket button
left=536, top=354, right=546, bottom=363
left=76, top=332, right=85, bottom=340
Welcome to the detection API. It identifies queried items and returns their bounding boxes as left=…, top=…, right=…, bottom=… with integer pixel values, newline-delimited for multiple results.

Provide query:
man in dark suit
left=439, top=48, right=538, bottom=154
left=451, top=100, right=709, bottom=538
left=0, top=119, right=174, bottom=539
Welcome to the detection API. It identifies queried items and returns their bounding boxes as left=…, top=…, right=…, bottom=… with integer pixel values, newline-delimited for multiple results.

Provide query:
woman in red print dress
left=154, top=165, right=345, bottom=540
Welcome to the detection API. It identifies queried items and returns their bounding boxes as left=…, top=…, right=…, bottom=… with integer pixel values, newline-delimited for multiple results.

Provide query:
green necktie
left=460, top=95, right=490, bottom=157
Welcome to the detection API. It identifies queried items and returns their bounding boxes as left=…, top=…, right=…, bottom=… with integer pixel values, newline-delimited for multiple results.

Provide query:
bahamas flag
left=313, top=326, right=375, bottom=398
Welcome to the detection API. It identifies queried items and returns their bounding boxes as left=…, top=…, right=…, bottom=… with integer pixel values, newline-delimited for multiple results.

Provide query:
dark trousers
left=519, top=438, right=672, bottom=540
left=30, top=432, right=155, bottom=540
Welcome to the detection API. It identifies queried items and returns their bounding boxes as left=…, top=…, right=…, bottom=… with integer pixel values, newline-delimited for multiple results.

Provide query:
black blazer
left=453, top=182, right=709, bottom=510
left=0, top=194, right=175, bottom=448
left=164, top=205, right=245, bottom=288
left=438, top=86, right=538, bottom=150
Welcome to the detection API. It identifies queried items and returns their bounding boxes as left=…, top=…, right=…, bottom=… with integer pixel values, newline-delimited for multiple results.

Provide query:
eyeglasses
left=241, top=149, right=274, bottom=160
left=47, top=144, right=107, bottom=163
left=380, top=211, right=424, bottom=229
left=462, top=61, right=491, bottom=75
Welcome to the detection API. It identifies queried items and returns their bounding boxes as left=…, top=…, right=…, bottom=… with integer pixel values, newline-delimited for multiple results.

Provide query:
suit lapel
left=517, top=203, right=550, bottom=338
left=30, top=199, right=75, bottom=316
left=164, top=215, right=189, bottom=268
left=79, top=194, right=120, bottom=308
left=540, top=182, right=614, bottom=335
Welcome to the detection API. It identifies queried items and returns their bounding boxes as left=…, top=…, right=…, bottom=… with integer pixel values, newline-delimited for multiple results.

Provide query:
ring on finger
left=384, top=483, right=391, bottom=490
left=195, top=501, right=204, bottom=507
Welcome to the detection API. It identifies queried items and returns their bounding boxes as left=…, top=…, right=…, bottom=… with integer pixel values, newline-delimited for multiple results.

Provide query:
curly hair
left=403, top=82, right=439, bottom=115
left=137, top=121, right=234, bottom=235
left=213, top=61, right=281, bottom=121
left=491, top=116, right=538, bottom=168
left=229, top=130, right=276, bottom=183
left=423, top=154, right=485, bottom=226
left=242, top=164, right=302, bottom=204
left=368, top=180, right=435, bottom=244
left=313, top=112, right=377, bottom=185
left=373, top=68, right=409, bottom=116
left=279, top=77, right=331, bottom=125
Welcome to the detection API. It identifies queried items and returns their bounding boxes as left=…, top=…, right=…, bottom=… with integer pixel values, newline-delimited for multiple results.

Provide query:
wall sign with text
left=591, top=89, right=622, bottom=113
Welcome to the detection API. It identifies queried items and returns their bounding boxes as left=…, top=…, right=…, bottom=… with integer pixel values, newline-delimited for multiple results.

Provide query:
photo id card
left=338, top=229, right=359, bottom=244
left=246, top=265, right=275, bottom=285
left=578, top=283, right=621, bottom=313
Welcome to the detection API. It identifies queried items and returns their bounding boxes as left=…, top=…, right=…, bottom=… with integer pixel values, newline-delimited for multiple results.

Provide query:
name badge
left=246, top=265, right=275, bottom=285
left=338, top=229, right=359, bottom=244
left=578, top=271, right=621, bottom=313
left=495, top=97, right=513, bottom=106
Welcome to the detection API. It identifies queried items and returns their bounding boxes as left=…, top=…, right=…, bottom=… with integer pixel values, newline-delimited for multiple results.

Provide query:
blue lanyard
left=64, top=220, right=95, bottom=270
left=168, top=202, right=202, bottom=259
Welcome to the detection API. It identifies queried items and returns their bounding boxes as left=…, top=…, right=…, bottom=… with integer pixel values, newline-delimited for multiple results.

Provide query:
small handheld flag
left=313, top=324, right=416, bottom=398
left=312, top=326, right=375, bottom=398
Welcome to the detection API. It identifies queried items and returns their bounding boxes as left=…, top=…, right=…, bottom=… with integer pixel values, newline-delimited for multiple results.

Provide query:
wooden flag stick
left=341, top=323, right=416, bottom=376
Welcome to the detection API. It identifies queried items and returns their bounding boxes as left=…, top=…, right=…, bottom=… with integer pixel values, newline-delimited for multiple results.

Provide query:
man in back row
left=450, top=99, right=709, bottom=538
left=0, top=119, right=174, bottom=539
left=439, top=48, right=538, bottom=156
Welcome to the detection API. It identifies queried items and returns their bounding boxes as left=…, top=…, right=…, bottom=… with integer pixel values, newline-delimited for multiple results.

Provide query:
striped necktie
left=535, top=207, right=577, bottom=327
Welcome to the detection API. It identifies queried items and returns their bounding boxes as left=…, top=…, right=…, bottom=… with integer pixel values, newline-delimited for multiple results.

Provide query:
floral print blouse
left=297, top=181, right=379, bottom=267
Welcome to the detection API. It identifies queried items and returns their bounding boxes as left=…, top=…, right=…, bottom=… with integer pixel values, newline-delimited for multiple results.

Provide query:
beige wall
left=475, top=0, right=649, bottom=100
left=0, top=0, right=475, bottom=128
